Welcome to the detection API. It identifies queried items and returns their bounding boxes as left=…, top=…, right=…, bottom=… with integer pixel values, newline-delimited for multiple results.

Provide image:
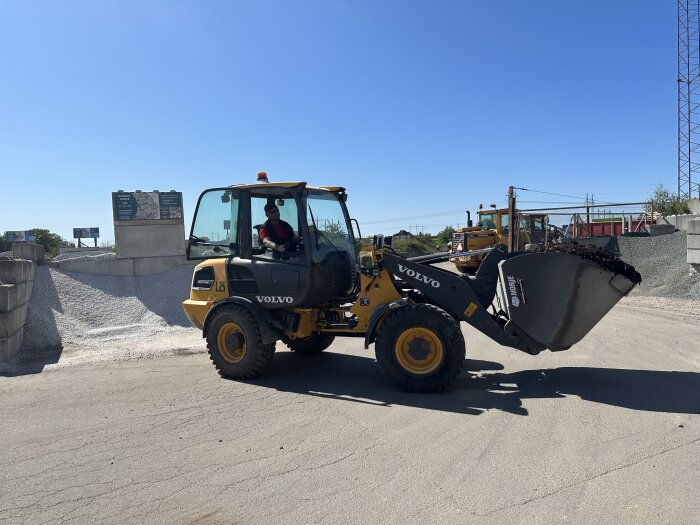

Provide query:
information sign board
left=73, top=227, right=100, bottom=239
left=112, top=191, right=183, bottom=221
left=5, top=231, right=35, bottom=243
left=158, top=192, right=183, bottom=219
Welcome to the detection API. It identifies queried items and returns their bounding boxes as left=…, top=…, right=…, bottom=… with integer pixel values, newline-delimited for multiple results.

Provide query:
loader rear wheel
left=206, top=305, right=275, bottom=379
left=282, top=333, right=335, bottom=355
left=375, top=304, right=465, bottom=392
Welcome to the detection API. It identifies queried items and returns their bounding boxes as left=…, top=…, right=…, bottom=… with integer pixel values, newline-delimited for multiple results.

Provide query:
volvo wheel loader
left=183, top=178, right=641, bottom=392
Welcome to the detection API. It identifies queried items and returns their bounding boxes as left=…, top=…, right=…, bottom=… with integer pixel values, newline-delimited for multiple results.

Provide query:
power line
left=360, top=207, right=469, bottom=225
left=513, top=187, right=587, bottom=200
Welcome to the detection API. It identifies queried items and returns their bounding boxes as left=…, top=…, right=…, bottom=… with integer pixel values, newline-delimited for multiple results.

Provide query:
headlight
left=192, top=266, right=214, bottom=290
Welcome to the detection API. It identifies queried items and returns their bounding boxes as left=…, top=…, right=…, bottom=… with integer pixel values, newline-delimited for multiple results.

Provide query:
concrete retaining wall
left=56, top=255, right=189, bottom=277
left=688, top=219, right=700, bottom=270
left=114, top=219, right=186, bottom=259
left=0, top=258, right=35, bottom=361
left=661, top=214, right=700, bottom=232
left=11, top=242, right=45, bottom=263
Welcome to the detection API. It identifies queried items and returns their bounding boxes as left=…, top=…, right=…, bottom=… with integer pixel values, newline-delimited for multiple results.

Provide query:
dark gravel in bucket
left=530, top=243, right=642, bottom=284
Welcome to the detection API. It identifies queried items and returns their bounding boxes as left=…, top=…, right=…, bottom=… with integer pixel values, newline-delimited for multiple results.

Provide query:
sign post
left=73, top=227, right=100, bottom=247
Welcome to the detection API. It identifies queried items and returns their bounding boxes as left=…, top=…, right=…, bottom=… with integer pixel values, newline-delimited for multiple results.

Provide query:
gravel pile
left=22, top=263, right=198, bottom=355
left=618, top=231, right=699, bottom=300
left=52, top=250, right=116, bottom=262
left=532, top=242, right=642, bottom=283
left=691, top=271, right=700, bottom=301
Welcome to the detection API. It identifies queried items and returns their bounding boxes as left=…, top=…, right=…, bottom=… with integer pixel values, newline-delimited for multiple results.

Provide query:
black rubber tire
left=206, top=305, right=276, bottom=379
left=456, top=265, right=478, bottom=275
left=374, top=303, right=465, bottom=392
left=282, top=333, right=335, bottom=355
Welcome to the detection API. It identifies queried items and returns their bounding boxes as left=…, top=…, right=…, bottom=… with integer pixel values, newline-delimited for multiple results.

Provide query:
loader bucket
left=496, top=249, right=640, bottom=352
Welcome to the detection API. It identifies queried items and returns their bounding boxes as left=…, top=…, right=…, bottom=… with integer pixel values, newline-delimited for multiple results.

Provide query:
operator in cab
left=259, top=202, right=300, bottom=258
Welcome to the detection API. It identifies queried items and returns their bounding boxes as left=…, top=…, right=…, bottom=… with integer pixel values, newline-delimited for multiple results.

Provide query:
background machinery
left=449, top=206, right=552, bottom=273
left=183, top=178, right=640, bottom=392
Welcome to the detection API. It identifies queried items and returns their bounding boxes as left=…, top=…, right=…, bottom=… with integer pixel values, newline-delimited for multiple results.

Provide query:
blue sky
left=0, top=1, right=677, bottom=242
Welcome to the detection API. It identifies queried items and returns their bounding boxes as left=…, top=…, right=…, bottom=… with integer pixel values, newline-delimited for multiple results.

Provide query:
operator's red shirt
left=259, top=220, right=293, bottom=243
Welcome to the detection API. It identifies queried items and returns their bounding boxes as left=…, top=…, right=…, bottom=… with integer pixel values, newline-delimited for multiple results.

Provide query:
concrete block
left=0, top=302, right=28, bottom=338
left=114, top=219, right=186, bottom=259
left=689, top=198, right=700, bottom=214
left=0, top=328, right=23, bottom=362
left=688, top=219, right=700, bottom=235
left=0, top=281, right=34, bottom=312
left=0, top=259, right=35, bottom=284
left=58, top=257, right=135, bottom=277
left=0, top=284, right=17, bottom=312
left=11, top=242, right=44, bottom=262
left=688, top=235, right=700, bottom=250
left=134, top=255, right=189, bottom=277
left=645, top=224, right=677, bottom=236
left=688, top=248, right=700, bottom=265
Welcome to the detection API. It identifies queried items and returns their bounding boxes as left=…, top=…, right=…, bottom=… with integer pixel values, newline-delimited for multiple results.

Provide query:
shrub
left=649, top=185, right=691, bottom=216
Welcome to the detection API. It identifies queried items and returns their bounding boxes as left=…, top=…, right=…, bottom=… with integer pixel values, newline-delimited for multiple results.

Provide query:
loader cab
left=187, top=182, right=358, bottom=308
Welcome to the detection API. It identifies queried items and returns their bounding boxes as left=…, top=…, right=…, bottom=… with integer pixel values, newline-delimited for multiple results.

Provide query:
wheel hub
left=407, top=338, right=431, bottom=360
left=217, top=322, right=247, bottom=364
left=394, top=327, right=444, bottom=375
left=226, top=332, right=245, bottom=351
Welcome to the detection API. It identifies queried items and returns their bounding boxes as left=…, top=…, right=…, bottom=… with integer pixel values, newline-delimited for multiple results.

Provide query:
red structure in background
left=575, top=219, right=651, bottom=237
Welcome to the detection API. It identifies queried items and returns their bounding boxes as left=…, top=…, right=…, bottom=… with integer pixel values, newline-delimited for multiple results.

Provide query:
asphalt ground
left=1, top=298, right=699, bottom=524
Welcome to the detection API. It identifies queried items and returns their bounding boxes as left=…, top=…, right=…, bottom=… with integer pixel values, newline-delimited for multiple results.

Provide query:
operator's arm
left=260, top=228, right=286, bottom=252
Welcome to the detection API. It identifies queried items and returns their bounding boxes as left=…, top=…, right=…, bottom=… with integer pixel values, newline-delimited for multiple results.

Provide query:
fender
left=363, top=298, right=408, bottom=349
left=203, top=297, right=280, bottom=345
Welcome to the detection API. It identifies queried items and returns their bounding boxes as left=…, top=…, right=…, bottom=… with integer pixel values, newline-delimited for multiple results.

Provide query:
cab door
left=187, top=188, right=241, bottom=260
left=226, top=190, right=312, bottom=308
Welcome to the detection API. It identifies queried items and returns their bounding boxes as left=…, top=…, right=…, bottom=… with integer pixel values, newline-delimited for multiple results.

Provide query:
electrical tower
left=678, top=0, right=700, bottom=199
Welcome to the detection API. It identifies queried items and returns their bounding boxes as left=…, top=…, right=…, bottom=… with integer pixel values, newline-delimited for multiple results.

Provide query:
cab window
left=500, top=214, right=510, bottom=235
left=251, top=195, right=301, bottom=262
left=188, top=189, right=239, bottom=259
left=480, top=213, right=496, bottom=230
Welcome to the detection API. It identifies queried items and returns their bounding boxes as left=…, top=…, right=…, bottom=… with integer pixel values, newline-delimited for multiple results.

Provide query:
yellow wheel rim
left=394, top=327, right=444, bottom=375
left=217, top=322, right=246, bottom=364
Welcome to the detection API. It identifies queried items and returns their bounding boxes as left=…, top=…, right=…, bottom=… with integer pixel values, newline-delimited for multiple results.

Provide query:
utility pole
left=586, top=193, right=590, bottom=238
left=507, top=186, right=516, bottom=252
left=678, top=0, right=700, bottom=199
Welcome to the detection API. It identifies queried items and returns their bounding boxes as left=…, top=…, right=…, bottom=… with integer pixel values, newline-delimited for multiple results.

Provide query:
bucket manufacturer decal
left=506, top=276, right=520, bottom=307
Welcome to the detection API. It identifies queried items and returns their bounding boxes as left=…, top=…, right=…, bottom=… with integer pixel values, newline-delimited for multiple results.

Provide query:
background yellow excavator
left=449, top=206, right=555, bottom=273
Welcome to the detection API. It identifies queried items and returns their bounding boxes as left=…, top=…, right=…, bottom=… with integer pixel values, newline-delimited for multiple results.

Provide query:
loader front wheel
left=206, top=305, right=275, bottom=379
left=282, top=333, right=335, bottom=355
left=375, top=304, right=465, bottom=392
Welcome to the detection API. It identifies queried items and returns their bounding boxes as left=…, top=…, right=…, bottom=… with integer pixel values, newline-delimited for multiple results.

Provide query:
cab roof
left=230, top=181, right=346, bottom=192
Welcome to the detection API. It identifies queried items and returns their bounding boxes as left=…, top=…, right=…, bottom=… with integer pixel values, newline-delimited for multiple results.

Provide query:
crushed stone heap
left=531, top=242, right=642, bottom=284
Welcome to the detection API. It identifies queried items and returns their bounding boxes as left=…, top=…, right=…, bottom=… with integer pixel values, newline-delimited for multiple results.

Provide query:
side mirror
left=276, top=199, right=285, bottom=207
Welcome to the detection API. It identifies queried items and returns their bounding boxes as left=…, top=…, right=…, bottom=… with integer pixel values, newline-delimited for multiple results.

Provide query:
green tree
left=393, top=238, right=432, bottom=258
left=436, top=226, right=455, bottom=245
left=0, top=233, right=9, bottom=253
left=30, top=228, right=73, bottom=257
left=649, top=184, right=690, bottom=216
